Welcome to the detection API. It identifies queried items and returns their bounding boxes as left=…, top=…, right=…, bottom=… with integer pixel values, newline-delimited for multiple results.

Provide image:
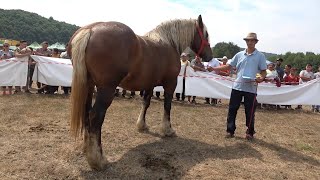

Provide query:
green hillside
left=0, top=9, right=79, bottom=44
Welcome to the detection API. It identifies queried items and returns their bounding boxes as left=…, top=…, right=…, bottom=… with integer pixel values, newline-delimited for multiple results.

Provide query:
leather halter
left=195, top=24, right=210, bottom=57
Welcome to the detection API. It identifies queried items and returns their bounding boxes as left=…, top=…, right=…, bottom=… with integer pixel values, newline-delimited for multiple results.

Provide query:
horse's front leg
left=161, top=92, right=176, bottom=136
left=84, top=87, right=114, bottom=170
left=137, top=89, right=153, bottom=132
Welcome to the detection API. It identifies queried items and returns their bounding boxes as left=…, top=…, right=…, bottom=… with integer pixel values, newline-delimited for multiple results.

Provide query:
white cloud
left=2, top=0, right=320, bottom=54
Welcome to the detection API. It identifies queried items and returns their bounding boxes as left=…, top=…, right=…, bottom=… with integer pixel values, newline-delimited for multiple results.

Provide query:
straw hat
left=243, top=32, right=258, bottom=41
left=180, top=52, right=189, bottom=57
left=3, top=40, right=10, bottom=45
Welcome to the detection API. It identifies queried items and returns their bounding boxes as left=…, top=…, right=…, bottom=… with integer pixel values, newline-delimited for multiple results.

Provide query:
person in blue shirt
left=210, top=32, right=267, bottom=140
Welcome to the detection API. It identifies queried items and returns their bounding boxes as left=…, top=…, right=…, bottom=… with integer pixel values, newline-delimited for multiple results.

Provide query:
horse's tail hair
left=70, top=28, right=91, bottom=139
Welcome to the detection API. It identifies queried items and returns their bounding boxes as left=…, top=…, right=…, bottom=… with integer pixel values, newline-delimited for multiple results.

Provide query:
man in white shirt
left=205, top=58, right=221, bottom=105
left=207, top=58, right=221, bottom=74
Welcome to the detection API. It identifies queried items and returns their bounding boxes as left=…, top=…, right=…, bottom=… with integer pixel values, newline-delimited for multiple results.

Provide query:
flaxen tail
left=70, top=28, right=91, bottom=139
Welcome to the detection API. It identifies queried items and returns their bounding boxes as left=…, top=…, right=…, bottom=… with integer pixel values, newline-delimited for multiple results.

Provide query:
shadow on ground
left=79, top=135, right=319, bottom=179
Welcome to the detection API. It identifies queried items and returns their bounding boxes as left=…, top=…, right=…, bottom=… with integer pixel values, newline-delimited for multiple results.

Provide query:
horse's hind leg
left=161, top=91, right=176, bottom=136
left=137, top=89, right=153, bottom=132
left=83, top=80, right=94, bottom=153
left=84, top=87, right=115, bottom=170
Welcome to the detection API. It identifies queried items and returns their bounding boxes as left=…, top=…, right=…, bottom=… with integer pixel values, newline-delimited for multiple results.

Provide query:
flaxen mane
left=144, top=19, right=209, bottom=55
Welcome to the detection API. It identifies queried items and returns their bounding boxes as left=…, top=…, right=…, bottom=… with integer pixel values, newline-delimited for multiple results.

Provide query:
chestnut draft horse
left=69, top=15, right=213, bottom=170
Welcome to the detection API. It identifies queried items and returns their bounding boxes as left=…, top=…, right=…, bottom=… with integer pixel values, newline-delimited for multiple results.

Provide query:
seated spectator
left=0, top=40, right=15, bottom=95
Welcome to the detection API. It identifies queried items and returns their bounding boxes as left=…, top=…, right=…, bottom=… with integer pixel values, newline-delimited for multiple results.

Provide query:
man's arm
left=209, top=64, right=232, bottom=72
left=192, top=65, right=206, bottom=72
left=299, top=73, right=312, bottom=81
left=14, top=51, right=31, bottom=58
left=256, top=70, right=267, bottom=83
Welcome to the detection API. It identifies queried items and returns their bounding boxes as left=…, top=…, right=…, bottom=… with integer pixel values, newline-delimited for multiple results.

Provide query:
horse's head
left=191, top=15, right=213, bottom=62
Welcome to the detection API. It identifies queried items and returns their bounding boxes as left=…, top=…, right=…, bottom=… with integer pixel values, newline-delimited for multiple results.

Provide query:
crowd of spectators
left=1, top=41, right=319, bottom=112
left=0, top=40, right=71, bottom=95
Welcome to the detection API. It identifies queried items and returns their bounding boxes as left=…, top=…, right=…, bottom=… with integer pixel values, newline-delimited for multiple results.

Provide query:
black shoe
left=245, top=133, right=254, bottom=140
left=225, top=132, right=235, bottom=138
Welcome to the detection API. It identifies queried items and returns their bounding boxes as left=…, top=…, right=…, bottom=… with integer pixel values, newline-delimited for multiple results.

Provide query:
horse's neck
left=144, top=20, right=195, bottom=55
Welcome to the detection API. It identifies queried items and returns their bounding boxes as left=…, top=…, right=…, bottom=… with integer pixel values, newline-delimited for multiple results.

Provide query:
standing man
left=175, top=52, right=190, bottom=101
left=14, top=40, right=33, bottom=93
left=210, top=32, right=267, bottom=140
left=275, top=58, right=284, bottom=82
left=206, top=57, right=221, bottom=105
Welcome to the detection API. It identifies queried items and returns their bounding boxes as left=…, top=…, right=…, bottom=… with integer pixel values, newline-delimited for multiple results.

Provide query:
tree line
left=0, top=9, right=79, bottom=44
left=1, top=9, right=318, bottom=72
left=212, top=42, right=320, bottom=72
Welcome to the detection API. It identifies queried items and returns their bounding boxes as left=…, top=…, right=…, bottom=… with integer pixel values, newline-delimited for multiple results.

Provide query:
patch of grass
left=295, top=142, right=314, bottom=151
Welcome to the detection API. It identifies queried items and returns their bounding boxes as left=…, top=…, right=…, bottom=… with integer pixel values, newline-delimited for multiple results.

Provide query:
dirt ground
left=0, top=93, right=319, bottom=180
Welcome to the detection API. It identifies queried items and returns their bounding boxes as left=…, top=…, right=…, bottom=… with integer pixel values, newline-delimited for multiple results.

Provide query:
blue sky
left=2, top=0, right=320, bottom=54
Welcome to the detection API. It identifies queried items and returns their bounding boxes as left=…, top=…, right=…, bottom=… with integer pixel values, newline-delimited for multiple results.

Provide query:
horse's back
left=83, top=22, right=140, bottom=87
left=72, top=21, right=180, bottom=91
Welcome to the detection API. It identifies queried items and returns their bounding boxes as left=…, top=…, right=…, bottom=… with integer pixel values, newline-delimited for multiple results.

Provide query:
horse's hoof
left=162, top=129, right=176, bottom=137
left=137, top=125, right=149, bottom=133
left=88, top=157, right=108, bottom=171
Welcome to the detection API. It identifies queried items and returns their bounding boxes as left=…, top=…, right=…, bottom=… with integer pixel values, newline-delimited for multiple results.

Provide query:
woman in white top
left=265, top=63, right=278, bottom=83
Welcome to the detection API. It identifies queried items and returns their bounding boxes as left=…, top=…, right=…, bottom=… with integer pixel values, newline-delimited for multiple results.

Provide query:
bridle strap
left=195, top=24, right=210, bottom=57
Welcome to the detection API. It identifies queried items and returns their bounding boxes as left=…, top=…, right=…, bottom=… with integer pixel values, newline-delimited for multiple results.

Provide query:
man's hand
left=256, top=77, right=265, bottom=83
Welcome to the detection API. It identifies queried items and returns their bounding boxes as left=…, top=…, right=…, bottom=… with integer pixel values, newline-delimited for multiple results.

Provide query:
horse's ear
left=197, top=15, right=204, bottom=29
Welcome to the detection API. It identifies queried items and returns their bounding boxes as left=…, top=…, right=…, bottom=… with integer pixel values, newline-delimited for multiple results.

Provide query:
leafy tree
left=0, top=9, right=79, bottom=44
left=269, top=52, right=320, bottom=72
left=212, top=42, right=240, bottom=59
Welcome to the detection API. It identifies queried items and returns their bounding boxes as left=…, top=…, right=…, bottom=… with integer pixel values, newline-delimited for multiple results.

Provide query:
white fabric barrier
left=9, top=56, right=319, bottom=105
left=0, top=57, right=29, bottom=86
left=31, top=55, right=183, bottom=93
left=185, top=66, right=320, bottom=105
left=31, top=55, right=72, bottom=86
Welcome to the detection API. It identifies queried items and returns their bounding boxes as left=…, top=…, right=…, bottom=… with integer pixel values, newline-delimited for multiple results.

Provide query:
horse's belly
left=119, top=72, right=161, bottom=91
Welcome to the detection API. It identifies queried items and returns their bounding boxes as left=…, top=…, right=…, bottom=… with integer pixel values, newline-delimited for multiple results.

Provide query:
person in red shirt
left=219, top=56, right=230, bottom=76
left=284, top=68, right=299, bottom=85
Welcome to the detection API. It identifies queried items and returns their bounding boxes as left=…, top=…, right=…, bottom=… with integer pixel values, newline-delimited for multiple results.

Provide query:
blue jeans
left=227, top=89, right=257, bottom=135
